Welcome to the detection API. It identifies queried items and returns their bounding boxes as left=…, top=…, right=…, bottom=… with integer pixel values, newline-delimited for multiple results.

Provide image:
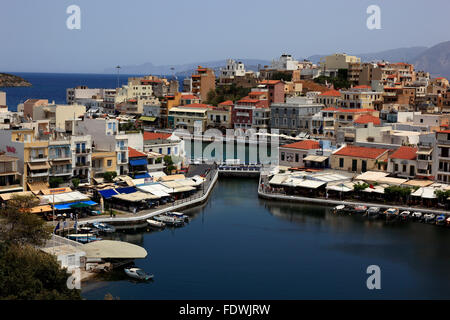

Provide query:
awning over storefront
left=134, top=172, right=151, bottom=179
left=129, top=159, right=148, bottom=166
left=0, top=191, right=34, bottom=201
left=54, top=200, right=97, bottom=210
left=29, top=205, right=53, bottom=213
left=41, top=191, right=90, bottom=204
left=98, top=188, right=119, bottom=199
left=115, top=187, right=137, bottom=194
left=139, top=116, right=156, bottom=122
left=303, top=155, right=328, bottom=162
left=112, top=191, right=159, bottom=202
left=137, top=184, right=171, bottom=197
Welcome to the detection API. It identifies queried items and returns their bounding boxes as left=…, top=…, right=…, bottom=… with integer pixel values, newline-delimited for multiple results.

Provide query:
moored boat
left=92, top=222, right=116, bottom=233
left=147, top=219, right=165, bottom=228
left=332, top=204, right=346, bottom=213
left=423, top=213, right=436, bottom=224
left=153, top=215, right=184, bottom=227
left=124, top=267, right=153, bottom=281
left=166, top=211, right=190, bottom=222
left=436, top=215, right=446, bottom=226
left=411, top=212, right=422, bottom=221
left=399, top=211, right=410, bottom=221
left=67, top=233, right=102, bottom=243
left=384, top=208, right=399, bottom=221
left=366, top=207, right=380, bottom=219
left=353, top=205, right=367, bottom=215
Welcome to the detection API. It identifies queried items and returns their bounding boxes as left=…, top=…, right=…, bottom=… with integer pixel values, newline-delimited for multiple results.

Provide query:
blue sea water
left=0, top=72, right=179, bottom=111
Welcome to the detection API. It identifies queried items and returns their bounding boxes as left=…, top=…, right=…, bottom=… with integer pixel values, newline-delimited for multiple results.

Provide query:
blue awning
left=115, top=187, right=136, bottom=194
left=54, top=200, right=97, bottom=210
left=129, top=159, right=148, bottom=166
left=98, top=189, right=118, bottom=199
left=134, top=173, right=151, bottom=179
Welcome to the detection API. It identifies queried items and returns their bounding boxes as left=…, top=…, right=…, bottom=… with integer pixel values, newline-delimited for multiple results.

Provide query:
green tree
left=103, top=171, right=117, bottom=183
left=71, top=178, right=80, bottom=189
left=0, top=195, right=51, bottom=246
left=49, top=177, right=63, bottom=188
left=0, top=243, right=82, bottom=300
left=163, top=155, right=176, bottom=174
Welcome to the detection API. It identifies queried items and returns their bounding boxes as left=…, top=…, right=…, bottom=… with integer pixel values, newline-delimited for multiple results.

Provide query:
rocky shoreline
left=0, top=73, right=31, bottom=87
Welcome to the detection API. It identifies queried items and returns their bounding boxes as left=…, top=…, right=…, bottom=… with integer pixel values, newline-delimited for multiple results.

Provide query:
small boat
left=353, top=205, right=367, bottom=215
left=399, top=211, right=410, bottom=221
left=411, top=212, right=422, bottom=220
left=153, top=215, right=184, bottom=227
left=423, top=214, right=436, bottom=223
left=436, top=215, right=446, bottom=225
left=384, top=208, right=399, bottom=221
left=67, top=233, right=102, bottom=243
left=332, top=205, right=346, bottom=213
left=147, top=219, right=165, bottom=228
left=166, top=211, right=190, bottom=222
left=124, top=268, right=154, bottom=281
left=92, top=222, right=116, bottom=233
left=78, top=226, right=99, bottom=234
left=366, top=207, right=380, bottom=219
left=446, top=217, right=450, bottom=226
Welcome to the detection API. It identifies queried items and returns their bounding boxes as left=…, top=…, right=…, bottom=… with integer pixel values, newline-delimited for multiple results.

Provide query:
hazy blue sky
left=1, top=0, right=449, bottom=73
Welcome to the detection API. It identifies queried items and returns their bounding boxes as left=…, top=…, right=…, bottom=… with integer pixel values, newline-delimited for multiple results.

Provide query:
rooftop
left=389, top=146, right=417, bottom=160
left=334, top=145, right=388, bottom=159
left=281, top=139, right=320, bottom=150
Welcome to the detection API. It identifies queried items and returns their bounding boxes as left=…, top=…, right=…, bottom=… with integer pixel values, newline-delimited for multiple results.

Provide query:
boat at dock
left=332, top=204, right=346, bottom=213
left=165, top=211, right=190, bottom=222
left=153, top=215, right=185, bottom=227
left=436, top=215, right=446, bottom=226
left=366, top=207, right=380, bottom=219
left=411, top=212, right=423, bottom=221
left=67, top=233, right=102, bottom=243
left=399, top=211, right=410, bottom=221
left=124, top=267, right=154, bottom=281
left=423, top=214, right=436, bottom=224
left=384, top=208, right=399, bottom=221
left=92, top=222, right=116, bottom=233
left=146, top=219, right=166, bottom=228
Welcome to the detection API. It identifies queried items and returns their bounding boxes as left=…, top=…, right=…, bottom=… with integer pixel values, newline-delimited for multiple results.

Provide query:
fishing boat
left=78, top=226, right=99, bottom=234
left=67, top=233, right=101, bottom=243
left=153, top=215, right=184, bottom=227
left=423, top=213, right=436, bottom=224
left=366, top=207, right=380, bottom=219
left=411, top=212, right=422, bottom=221
left=332, top=204, right=346, bottom=213
left=435, top=215, right=446, bottom=226
left=146, top=219, right=165, bottom=228
left=399, top=211, right=410, bottom=221
left=124, top=268, right=153, bottom=281
left=384, top=208, right=399, bottom=221
left=446, top=217, right=450, bottom=226
left=92, top=222, right=116, bottom=233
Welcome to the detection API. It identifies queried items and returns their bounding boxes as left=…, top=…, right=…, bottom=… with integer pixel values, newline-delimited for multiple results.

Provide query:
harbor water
left=82, top=178, right=450, bottom=299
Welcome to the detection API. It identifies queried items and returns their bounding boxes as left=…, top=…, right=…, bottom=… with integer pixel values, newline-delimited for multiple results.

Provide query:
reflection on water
left=82, top=178, right=450, bottom=300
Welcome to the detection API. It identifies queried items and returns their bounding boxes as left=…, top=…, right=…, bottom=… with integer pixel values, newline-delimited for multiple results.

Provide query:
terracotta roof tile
left=128, top=147, right=146, bottom=158
left=281, top=140, right=320, bottom=150
left=333, top=145, right=388, bottom=159
left=143, top=132, right=172, bottom=141
left=389, top=146, right=417, bottom=160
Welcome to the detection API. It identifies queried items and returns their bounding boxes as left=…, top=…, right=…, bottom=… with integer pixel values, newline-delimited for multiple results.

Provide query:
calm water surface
left=82, top=178, right=450, bottom=300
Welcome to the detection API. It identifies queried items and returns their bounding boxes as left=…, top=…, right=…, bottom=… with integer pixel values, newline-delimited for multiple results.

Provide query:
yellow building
left=320, top=53, right=361, bottom=70
left=168, top=104, right=211, bottom=133
left=91, top=151, right=117, bottom=183
left=330, top=145, right=389, bottom=173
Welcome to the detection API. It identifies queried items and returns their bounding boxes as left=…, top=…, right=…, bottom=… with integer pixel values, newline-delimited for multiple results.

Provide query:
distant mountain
left=103, top=59, right=271, bottom=76
left=306, top=46, right=429, bottom=64
left=413, top=41, right=450, bottom=78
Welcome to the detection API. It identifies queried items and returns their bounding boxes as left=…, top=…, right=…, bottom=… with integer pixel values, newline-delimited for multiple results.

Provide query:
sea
left=4, top=73, right=450, bottom=299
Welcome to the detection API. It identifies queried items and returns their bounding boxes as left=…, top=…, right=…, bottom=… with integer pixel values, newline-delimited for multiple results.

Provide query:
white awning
left=40, top=191, right=90, bottom=204
left=269, top=174, right=288, bottom=185
left=303, top=155, right=328, bottom=162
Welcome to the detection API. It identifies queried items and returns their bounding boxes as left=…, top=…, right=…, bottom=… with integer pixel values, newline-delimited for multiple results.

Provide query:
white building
left=271, top=54, right=300, bottom=71
left=220, top=59, right=246, bottom=78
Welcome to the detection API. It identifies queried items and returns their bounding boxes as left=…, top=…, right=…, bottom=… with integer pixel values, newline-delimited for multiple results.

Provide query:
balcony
left=75, top=161, right=91, bottom=167
left=75, top=148, right=91, bottom=154
left=29, top=171, right=49, bottom=178
left=437, top=139, right=450, bottom=146
left=30, top=155, right=48, bottom=162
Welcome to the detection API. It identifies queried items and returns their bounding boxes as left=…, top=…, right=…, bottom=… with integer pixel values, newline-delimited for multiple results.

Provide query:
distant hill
left=103, top=59, right=271, bottom=76
left=413, top=41, right=450, bottom=78
left=0, top=73, right=31, bottom=87
left=306, top=46, right=428, bottom=64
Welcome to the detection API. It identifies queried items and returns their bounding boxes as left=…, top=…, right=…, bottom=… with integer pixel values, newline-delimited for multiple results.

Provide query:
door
left=352, top=159, right=357, bottom=172
left=361, top=160, right=367, bottom=172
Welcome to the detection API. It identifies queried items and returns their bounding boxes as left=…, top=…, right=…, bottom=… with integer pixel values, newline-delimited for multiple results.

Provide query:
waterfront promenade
left=258, top=176, right=450, bottom=216
left=54, top=168, right=219, bottom=229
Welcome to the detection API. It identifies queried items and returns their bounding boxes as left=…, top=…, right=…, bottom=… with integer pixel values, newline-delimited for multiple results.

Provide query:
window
left=281, top=152, right=285, bottom=161
left=107, top=160, right=112, bottom=167
left=295, top=153, right=299, bottom=162
left=339, top=158, right=344, bottom=168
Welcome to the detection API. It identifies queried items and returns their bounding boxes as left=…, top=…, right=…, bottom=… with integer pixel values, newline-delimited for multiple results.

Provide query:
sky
left=1, top=0, right=450, bottom=73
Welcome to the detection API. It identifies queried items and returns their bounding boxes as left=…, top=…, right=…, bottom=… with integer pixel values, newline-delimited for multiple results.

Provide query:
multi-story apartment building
left=339, top=86, right=383, bottom=110
left=388, top=146, right=418, bottom=178
left=206, top=102, right=233, bottom=131
left=435, top=130, right=450, bottom=183
left=271, top=97, right=324, bottom=136
left=320, top=53, right=361, bottom=72
left=31, top=102, right=86, bottom=131
left=331, top=145, right=389, bottom=173
left=191, top=66, right=216, bottom=102
left=66, top=86, right=117, bottom=114
left=91, top=151, right=117, bottom=182
left=316, top=90, right=341, bottom=107
left=168, top=104, right=211, bottom=133
left=220, top=59, right=246, bottom=79
left=233, top=98, right=269, bottom=131
left=71, top=134, right=92, bottom=185
left=0, top=155, right=22, bottom=193
left=48, top=133, right=72, bottom=186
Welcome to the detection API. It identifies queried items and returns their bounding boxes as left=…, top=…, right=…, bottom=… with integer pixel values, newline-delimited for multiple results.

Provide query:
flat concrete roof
left=81, top=240, right=147, bottom=259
